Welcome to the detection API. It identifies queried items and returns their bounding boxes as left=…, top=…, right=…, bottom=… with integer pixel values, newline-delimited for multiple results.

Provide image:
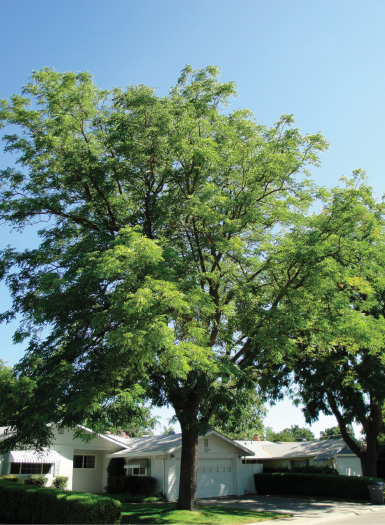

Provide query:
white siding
left=336, top=456, right=362, bottom=477
left=165, top=433, right=246, bottom=501
left=72, top=449, right=104, bottom=493
left=241, top=463, right=263, bottom=494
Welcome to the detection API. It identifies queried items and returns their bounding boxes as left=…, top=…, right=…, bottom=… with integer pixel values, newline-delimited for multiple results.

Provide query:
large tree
left=0, top=66, right=335, bottom=509
left=262, top=178, right=385, bottom=477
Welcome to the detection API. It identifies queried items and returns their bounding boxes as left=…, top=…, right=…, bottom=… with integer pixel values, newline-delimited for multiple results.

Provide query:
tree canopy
left=265, top=425, right=315, bottom=442
left=261, top=178, right=385, bottom=476
left=0, top=65, right=364, bottom=508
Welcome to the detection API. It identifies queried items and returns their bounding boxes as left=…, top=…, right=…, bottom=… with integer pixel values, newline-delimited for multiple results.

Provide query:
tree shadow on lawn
left=120, top=502, right=286, bottom=524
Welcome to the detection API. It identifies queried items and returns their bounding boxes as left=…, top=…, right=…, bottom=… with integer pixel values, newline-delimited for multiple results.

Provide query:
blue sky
left=1, top=0, right=385, bottom=436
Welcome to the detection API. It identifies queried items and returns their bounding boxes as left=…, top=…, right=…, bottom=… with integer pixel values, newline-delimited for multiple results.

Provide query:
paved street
left=200, top=495, right=385, bottom=524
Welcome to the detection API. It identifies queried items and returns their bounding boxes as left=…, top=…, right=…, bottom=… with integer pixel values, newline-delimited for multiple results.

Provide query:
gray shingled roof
left=236, top=438, right=357, bottom=461
left=108, top=430, right=255, bottom=458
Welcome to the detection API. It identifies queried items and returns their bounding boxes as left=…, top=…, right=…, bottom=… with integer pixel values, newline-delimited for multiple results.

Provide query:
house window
left=10, top=463, right=52, bottom=475
left=130, top=467, right=147, bottom=476
left=125, top=459, right=149, bottom=476
left=73, top=455, right=96, bottom=469
left=204, top=439, right=209, bottom=448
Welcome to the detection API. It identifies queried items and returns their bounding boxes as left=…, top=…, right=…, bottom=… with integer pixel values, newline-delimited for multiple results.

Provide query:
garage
left=197, top=458, right=235, bottom=498
left=107, top=430, right=254, bottom=501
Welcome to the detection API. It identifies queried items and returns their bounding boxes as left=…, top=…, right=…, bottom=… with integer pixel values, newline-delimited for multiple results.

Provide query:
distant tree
left=162, top=426, right=176, bottom=435
left=265, top=425, right=315, bottom=442
left=319, top=425, right=353, bottom=440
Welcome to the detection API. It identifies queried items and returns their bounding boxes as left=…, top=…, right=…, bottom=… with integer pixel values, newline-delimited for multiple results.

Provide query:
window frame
left=73, top=454, right=96, bottom=469
left=10, top=462, right=52, bottom=475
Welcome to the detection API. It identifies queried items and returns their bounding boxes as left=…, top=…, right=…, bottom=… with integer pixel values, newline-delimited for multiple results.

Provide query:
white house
left=236, top=437, right=363, bottom=477
left=0, top=426, right=255, bottom=499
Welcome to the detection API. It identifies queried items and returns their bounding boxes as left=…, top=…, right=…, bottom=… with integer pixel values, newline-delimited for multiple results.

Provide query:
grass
left=120, top=502, right=287, bottom=524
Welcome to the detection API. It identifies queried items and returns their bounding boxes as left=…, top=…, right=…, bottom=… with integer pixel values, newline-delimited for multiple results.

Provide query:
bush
left=52, top=476, right=68, bottom=490
left=106, top=458, right=126, bottom=494
left=24, top=475, right=46, bottom=486
left=0, top=479, right=121, bottom=524
left=0, top=475, right=22, bottom=483
left=121, top=475, right=157, bottom=496
left=263, top=465, right=338, bottom=475
left=254, top=472, right=385, bottom=500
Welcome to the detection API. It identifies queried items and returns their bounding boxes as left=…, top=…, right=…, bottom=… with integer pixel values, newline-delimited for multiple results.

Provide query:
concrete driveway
left=199, top=495, right=385, bottom=524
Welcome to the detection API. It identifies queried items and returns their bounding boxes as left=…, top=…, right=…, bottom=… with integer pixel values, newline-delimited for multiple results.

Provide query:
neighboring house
left=236, top=437, right=363, bottom=478
left=0, top=426, right=255, bottom=499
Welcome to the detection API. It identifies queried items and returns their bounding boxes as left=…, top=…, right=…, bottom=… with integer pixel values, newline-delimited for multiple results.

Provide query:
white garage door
left=197, top=459, right=234, bottom=498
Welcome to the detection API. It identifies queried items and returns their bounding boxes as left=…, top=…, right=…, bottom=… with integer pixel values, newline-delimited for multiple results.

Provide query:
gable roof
left=108, top=430, right=255, bottom=459
left=236, top=438, right=358, bottom=461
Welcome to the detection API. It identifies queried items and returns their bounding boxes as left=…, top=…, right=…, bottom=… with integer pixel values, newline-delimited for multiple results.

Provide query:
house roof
left=108, top=430, right=255, bottom=459
left=236, top=438, right=357, bottom=461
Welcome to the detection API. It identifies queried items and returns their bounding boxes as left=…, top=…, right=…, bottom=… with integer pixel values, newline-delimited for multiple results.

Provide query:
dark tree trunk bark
left=361, top=431, right=379, bottom=477
left=176, top=422, right=199, bottom=511
left=326, top=391, right=381, bottom=478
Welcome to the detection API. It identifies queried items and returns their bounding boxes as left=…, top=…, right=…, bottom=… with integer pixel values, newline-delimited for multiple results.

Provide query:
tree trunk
left=176, top=423, right=199, bottom=511
left=326, top=391, right=381, bottom=478
left=361, top=431, right=379, bottom=477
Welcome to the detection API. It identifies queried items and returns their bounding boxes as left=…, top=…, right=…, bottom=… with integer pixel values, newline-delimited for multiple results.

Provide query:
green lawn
left=120, top=502, right=288, bottom=524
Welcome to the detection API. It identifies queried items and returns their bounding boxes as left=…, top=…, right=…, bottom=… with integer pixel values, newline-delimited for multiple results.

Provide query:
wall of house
left=335, top=456, right=362, bottom=476
left=262, top=455, right=362, bottom=477
left=1, top=428, right=123, bottom=491
left=149, top=457, right=166, bottom=495
left=166, top=433, right=246, bottom=501
left=241, top=462, right=263, bottom=493
left=262, top=457, right=333, bottom=470
left=52, top=428, right=123, bottom=492
left=0, top=454, right=8, bottom=476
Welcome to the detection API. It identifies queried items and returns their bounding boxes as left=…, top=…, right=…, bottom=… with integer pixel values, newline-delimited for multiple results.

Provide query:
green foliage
left=212, top=388, right=266, bottom=440
left=0, top=475, right=21, bottom=483
left=0, top=65, right=349, bottom=508
left=254, top=473, right=384, bottom=500
left=0, top=479, right=121, bottom=524
left=24, top=474, right=46, bottom=486
left=263, top=465, right=338, bottom=474
left=121, top=476, right=157, bottom=496
left=258, top=176, right=385, bottom=476
left=52, top=476, right=68, bottom=490
left=319, top=426, right=353, bottom=440
left=106, top=458, right=126, bottom=494
left=265, top=425, right=315, bottom=442
left=162, top=426, right=176, bottom=435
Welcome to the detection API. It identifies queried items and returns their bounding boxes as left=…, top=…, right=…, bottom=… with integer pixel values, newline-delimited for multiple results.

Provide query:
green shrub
left=0, top=479, right=121, bottom=524
left=0, top=475, right=22, bottom=483
left=254, top=472, right=385, bottom=500
left=263, top=465, right=338, bottom=475
left=121, top=475, right=157, bottom=496
left=106, top=458, right=126, bottom=493
left=24, top=475, right=46, bottom=486
left=52, top=476, right=68, bottom=490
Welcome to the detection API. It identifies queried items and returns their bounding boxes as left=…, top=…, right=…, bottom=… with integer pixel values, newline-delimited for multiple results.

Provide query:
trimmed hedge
left=254, top=472, right=385, bottom=501
left=121, top=475, right=157, bottom=496
left=263, top=465, right=338, bottom=475
left=0, top=479, right=121, bottom=524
